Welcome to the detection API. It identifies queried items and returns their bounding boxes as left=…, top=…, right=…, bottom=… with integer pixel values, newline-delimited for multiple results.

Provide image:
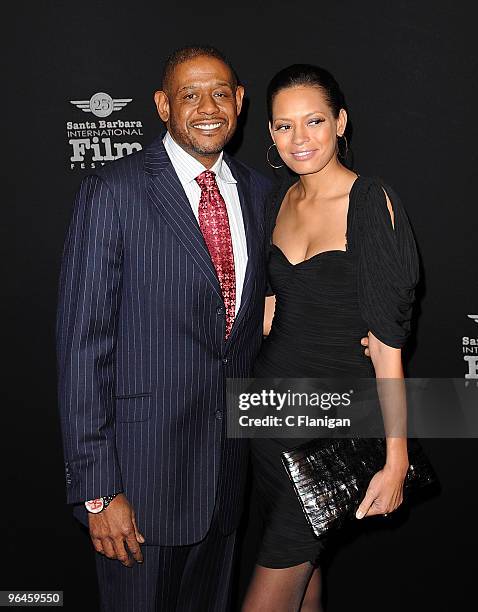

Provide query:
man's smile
left=191, top=121, right=225, bottom=132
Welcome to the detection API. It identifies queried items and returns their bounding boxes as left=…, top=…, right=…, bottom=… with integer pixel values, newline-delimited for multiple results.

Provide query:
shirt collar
left=163, top=131, right=237, bottom=187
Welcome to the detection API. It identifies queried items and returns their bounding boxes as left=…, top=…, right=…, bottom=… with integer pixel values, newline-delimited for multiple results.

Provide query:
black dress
left=251, top=174, right=419, bottom=569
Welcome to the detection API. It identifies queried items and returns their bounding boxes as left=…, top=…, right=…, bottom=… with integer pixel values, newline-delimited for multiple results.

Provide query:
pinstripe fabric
left=95, top=504, right=236, bottom=611
left=56, top=135, right=273, bottom=546
left=163, top=131, right=247, bottom=316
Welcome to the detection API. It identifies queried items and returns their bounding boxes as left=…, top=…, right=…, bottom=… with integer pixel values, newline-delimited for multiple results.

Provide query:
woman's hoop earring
left=266, top=143, right=284, bottom=169
left=337, top=134, right=349, bottom=159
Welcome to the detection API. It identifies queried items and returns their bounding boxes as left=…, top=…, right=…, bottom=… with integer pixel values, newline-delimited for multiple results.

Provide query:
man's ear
left=235, top=85, right=245, bottom=115
left=154, top=90, right=170, bottom=123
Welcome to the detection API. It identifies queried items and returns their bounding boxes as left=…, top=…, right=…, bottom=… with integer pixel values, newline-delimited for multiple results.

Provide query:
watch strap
left=84, top=492, right=121, bottom=513
left=102, top=493, right=120, bottom=509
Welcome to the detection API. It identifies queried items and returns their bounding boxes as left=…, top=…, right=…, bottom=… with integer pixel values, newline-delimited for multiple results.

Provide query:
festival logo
left=70, top=93, right=132, bottom=118
left=67, top=92, right=145, bottom=170
left=463, top=315, right=478, bottom=380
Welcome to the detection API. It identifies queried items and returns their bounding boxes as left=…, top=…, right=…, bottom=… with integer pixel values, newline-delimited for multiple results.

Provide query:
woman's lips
left=291, top=150, right=317, bottom=161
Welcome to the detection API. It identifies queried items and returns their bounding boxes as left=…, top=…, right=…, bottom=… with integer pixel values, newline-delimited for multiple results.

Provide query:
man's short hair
left=161, top=45, right=239, bottom=92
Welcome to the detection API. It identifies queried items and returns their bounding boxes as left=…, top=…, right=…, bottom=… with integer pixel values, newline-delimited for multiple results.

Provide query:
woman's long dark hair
left=266, top=64, right=347, bottom=122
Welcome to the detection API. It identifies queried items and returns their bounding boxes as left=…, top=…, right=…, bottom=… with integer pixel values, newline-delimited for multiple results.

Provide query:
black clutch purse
left=281, top=438, right=437, bottom=538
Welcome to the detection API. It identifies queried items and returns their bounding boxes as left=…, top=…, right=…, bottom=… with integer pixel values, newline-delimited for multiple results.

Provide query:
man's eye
left=184, top=93, right=196, bottom=100
left=214, top=92, right=227, bottom=97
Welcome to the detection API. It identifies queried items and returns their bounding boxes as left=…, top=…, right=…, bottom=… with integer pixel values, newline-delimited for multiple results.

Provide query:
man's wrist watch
left=84, top=493, right=121, bottom=514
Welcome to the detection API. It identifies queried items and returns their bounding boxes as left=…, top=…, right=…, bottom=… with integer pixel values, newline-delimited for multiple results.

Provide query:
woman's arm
left=369, top=332, right=409, bottom=473
left=356, top=188, right=411, bottom=519
left=355, top=332, right=409, bottom=520
left=263, top=296, right=276, bottom=336
left=367, top=189, right=408, bottom=472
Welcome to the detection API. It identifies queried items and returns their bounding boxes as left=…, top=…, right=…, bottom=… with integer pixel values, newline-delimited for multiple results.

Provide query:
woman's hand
left=355, top=461, right=409, bottom=519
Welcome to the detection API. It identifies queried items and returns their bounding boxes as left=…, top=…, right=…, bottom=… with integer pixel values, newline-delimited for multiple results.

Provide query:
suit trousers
left=95, top=501, right=236, bottom=612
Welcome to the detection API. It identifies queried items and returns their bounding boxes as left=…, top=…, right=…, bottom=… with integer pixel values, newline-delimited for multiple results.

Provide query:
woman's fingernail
left=356, top=510, right=363, bottom=519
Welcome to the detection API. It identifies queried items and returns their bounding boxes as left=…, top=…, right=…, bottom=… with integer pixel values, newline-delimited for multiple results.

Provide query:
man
left=56, top=46, right=272, bottom=611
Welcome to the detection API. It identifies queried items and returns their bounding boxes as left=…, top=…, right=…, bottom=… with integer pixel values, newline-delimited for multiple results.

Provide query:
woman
left=242, top=65, right=419, bottom=611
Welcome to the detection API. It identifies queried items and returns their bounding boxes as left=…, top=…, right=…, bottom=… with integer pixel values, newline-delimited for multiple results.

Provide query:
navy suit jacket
left=56, top=136, right=273, bottom=545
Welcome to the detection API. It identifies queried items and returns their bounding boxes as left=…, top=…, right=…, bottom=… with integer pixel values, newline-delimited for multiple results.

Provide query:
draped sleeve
left=356, top=178, right=419, bottom=348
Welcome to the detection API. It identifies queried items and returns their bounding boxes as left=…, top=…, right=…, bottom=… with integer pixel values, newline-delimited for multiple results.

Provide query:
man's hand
left=361, top=333, right=371, bottom=357
left=88, top=493, right=145, bottom=567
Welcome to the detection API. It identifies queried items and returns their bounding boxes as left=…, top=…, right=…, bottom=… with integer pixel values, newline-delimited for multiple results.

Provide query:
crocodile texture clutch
left=281, top=438, right=437, bottom=538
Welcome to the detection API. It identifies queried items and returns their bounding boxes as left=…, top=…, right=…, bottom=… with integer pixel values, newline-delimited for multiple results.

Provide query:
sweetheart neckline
left=269, top=175, right=361, bottom=268
left=271, top=243, right=348, bottom=267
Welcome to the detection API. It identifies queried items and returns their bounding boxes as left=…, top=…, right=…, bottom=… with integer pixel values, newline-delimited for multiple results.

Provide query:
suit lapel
left=224, top=154, right=260, bottom=343
left=145, top=137, right=222, bottom=299
left=145, top=138, right=261, bottom=341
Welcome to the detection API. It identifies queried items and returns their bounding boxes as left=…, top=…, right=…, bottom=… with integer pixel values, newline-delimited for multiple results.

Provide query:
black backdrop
left=4, top=1, right=478, bottom=610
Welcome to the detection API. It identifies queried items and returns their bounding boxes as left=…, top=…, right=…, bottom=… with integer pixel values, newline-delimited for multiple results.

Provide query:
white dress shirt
left=163, top=131, right=248, bottom=315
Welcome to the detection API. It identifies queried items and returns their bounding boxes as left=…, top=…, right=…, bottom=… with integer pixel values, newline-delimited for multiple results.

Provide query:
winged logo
left=467, top=315, right=478, bottom=325
left=70, top=92, right=133, bottom=118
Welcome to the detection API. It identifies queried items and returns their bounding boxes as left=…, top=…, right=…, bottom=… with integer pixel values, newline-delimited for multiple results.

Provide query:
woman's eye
left=275, top=124, right=291, bottom=131
left=309, top=118, right=325, bottom=126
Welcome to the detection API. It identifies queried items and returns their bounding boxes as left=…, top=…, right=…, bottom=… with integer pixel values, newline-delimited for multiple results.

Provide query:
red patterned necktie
left=195, top=170, right=236, bottom=339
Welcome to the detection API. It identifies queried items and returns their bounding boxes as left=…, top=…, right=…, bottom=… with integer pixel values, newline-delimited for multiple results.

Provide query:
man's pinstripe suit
left=56, top=134, right=272, bottom=610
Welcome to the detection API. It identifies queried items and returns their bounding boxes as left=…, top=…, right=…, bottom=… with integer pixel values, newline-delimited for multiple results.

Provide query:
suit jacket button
left=222, top=358, right=228, bottom=365
left=216, top=307, right=224, bottom=315
left=215, top=410, right=223, bottom=421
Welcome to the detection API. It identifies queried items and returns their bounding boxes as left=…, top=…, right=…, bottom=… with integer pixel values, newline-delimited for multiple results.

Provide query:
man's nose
left=197, top=94, right=220, bottom=115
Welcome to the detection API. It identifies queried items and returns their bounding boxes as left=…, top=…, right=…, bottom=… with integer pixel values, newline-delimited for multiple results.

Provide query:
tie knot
left=195, top=170, right=217, bottom=191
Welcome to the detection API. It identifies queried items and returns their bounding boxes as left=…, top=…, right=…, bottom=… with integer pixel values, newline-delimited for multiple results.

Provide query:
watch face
left=85, top=498, right=104, bottom=513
